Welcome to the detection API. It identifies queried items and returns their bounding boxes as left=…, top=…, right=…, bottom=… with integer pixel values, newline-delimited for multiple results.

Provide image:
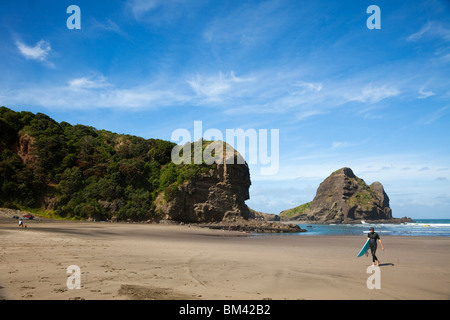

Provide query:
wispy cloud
left=345, top=84, right=400, bottom=104
left=418, top=87, right=435, bottom=99
left=263, top=151, right=450, bottom=188
left=127, top=0, right=161, bottom=19
left=69, top=75, right=111, bottom=90
left=187, top=71, right=254, bottom=103
left=408, top=21, right=450, bottom=42
left=422, top=106, right=450, bottom=125
left=185, top=66, right=407, bottom=123
left=89, top=18, right=128, bottom=38
left=295, top=109, right=327, bottom=121
left=331, top=141, right=351, bottom=149
left=126, top=0, right=195, bottom=24
left=0, top=75, right=191, bottom=110
left=15, top=40, right=53, bottom=67
left=408, top=21, right=450, bottom=64
left=291, top=82, right=323, bottom=95
left=246, top=153, right=450, bottom=213
left=203, top=1, right=287, bottom=47
left=1, top=62, right=409, bottom=124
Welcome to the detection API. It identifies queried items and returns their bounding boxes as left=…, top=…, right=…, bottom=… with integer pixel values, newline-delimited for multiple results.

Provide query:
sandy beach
left=1, top=215, right=449, bottom=300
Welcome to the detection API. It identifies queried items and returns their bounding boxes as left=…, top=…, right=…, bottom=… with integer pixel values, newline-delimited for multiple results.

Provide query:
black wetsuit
left=368, top=232, right=380, bottom=263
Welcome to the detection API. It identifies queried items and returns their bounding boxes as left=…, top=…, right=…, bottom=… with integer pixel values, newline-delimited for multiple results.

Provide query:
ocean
left=291, top=219, right=450, bottom=237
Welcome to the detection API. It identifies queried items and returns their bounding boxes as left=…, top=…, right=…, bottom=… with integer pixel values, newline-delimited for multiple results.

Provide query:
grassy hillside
left=279, top=201, right=311, bottom=219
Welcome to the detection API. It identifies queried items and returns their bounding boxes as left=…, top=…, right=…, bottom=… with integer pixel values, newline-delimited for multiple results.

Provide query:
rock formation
left=155, top=141, right=305, bottom=232
left=280, top=167, right=404, bottom=223
left=248, top=208, right=280, bottom=221
left=155, top=148, right=251, bottom=223
left=198, top=220, right=305, bottom=233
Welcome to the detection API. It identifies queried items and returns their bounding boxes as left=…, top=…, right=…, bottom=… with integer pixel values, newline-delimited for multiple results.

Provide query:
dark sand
left=1, top=215, right=449, bottom=300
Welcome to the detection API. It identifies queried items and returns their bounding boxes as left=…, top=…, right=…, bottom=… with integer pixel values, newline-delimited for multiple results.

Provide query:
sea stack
left=281, top=167, right=394, bottom=223
left=155, top=141, right=305, bottom=232
left=155, top=142, right=251, bottom=223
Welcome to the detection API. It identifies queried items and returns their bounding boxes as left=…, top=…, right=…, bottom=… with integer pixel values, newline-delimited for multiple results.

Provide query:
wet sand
left=1, top=217, right=449, bottom=300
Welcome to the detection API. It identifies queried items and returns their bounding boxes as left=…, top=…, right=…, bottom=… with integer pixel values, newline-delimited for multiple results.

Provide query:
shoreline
left=0, top=208, right=306, bottom=234
left=280, top=218, right=415, bottom=224
left=1, top=219, right=449, bottom=300
left=1, top=208, right=448, bottom=238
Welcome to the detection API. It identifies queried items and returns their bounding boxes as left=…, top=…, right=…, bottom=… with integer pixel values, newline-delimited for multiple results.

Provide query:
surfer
left=368, top=227, right=384, bottom=266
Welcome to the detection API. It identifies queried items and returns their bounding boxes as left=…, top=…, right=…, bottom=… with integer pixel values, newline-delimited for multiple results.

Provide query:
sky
left=1, top=0, right=450, bottom=218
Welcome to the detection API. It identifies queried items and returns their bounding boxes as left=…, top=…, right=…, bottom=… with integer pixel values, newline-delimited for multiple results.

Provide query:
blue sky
left=1, top=0, right=450, bottom=218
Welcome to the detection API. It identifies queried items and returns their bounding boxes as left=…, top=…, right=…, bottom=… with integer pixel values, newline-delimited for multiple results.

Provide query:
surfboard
left=357, top=239, right=370, bottom=257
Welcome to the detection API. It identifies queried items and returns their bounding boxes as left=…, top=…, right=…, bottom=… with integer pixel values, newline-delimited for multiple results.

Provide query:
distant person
left=19, top=219, right=23, bottom=228
left=368, top=227, right=384, bottom=266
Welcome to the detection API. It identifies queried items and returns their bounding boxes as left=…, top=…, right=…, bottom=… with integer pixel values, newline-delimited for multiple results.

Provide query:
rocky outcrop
left=198, top=219, right=306, bottom=233
left=281, top=167, right=407, bottom=223
left=248, top=208, right=280, bottom=221
left=16, top=133, right=38, bottom=166
left=155, top=147, right=251, bottom=223
left=154, top=143, right=304, bottom=233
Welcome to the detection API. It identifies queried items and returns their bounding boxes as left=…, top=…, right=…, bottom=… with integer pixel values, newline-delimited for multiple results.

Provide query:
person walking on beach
left=368, top=227, right=384, bottom=266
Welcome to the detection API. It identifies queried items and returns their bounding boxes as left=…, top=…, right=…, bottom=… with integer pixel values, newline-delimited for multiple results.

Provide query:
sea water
left=293, top=219, right=450, bottom=237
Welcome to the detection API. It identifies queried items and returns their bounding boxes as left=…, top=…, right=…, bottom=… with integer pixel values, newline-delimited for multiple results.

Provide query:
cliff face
left=154, top=143, right=305, bottom=232
left=155, top=152, right=251, bottom=223
left=281, top=167, right=393, bottom=223
left=16, top=133, right=38, bottom=166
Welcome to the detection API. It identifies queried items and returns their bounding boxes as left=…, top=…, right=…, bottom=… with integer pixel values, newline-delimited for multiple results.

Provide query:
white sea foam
left=295, top=219, right=450, bottom=237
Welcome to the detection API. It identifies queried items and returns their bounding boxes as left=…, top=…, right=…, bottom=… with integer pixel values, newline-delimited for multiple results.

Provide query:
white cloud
left=90, top=18, right=128, bottom=38
left=187, top=74, right=230, bottom=99
left=345, top=84, right=400, bottom=104
left=128, top=0, right=161, bottom=18
left=422, top=106, right=450, bottom=125
left=126, top=0, right=194, bottom=24
left=418, top=88, right=435, bottom=99
left=69, top=75, right=111, bottom=90
left=16, top=40, right=53, bottom=66
left=187, top=71, right=254, bottom=102
left=408, top=22, right=450, bottom=65
left=186, top=68, right=334, bottom=117
left=2, top=64, right=406, bottom=124
left=0, top=77, right=191, bottom=110
left=295, top=109, right=326, bottom=121
left=439, top=52, right=450, bottom=62
left=408, top=21, right=450, bottom=42
left=187, top=68, right=404, bottom=121
left=292, top=82, right=323, bottom=95
left=100, top=86, right=184, bottom=108
left=331, top=141, right=350, bottom=149
left=203, top=0, right=289, bottom=47
left=253, top=152, right=450, bottom=214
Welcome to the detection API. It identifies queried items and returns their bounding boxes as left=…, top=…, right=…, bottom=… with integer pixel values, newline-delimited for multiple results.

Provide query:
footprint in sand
left=20, top=286, right=36, bottom=290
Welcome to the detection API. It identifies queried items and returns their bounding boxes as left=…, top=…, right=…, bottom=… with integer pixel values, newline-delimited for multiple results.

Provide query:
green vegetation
left=0, top=107, right=213, bottom=221
left=346, top=191, right=374, bottom=210
left=346, top=176, right=376, bottom=210
left=280, top=201, right=311, bottom=218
